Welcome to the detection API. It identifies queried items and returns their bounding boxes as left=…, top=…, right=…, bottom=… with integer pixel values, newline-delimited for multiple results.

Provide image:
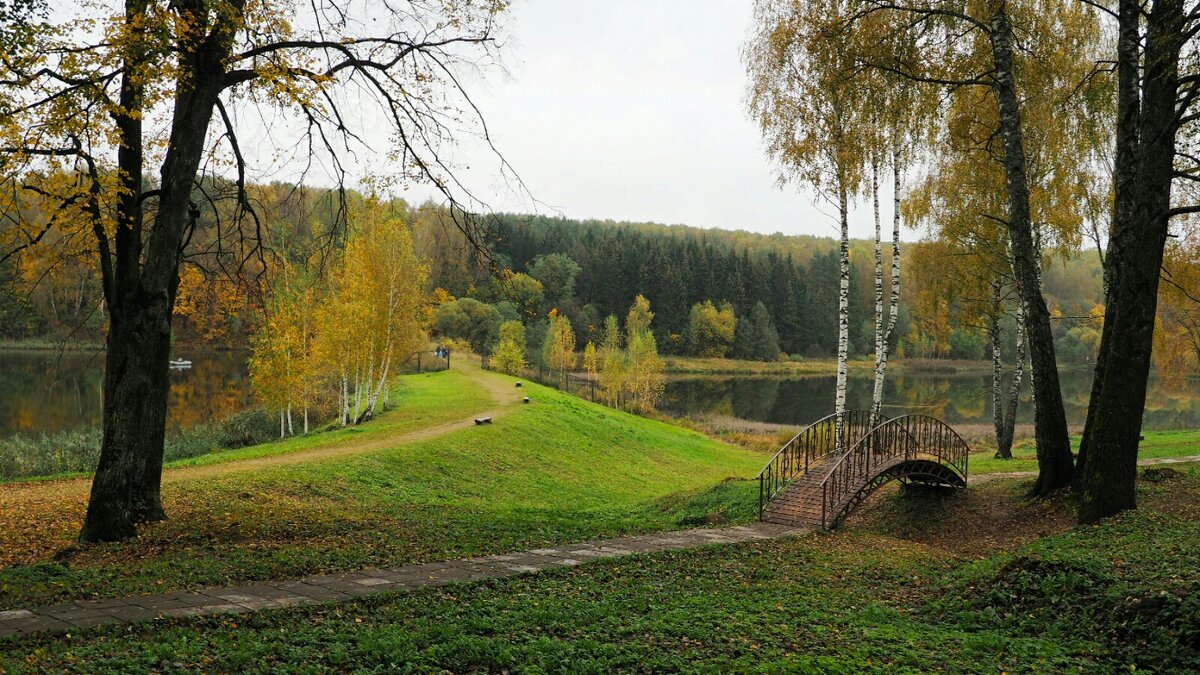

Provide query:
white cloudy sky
left=402, top=0, right=907, bottom=240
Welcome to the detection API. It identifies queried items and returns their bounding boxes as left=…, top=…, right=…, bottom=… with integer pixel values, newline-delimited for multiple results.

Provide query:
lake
left=1, top=350, right=1198, bottom=438
left=0, top=349, right=252, bottom=439
left=660, top=369, right=1200, bottom=431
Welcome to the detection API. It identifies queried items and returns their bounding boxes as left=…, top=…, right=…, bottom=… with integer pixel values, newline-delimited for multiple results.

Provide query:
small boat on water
left=169, top=359, right=193, bottom=369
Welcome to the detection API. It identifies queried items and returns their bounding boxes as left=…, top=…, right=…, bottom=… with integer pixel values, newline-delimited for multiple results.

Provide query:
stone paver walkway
left=0, top=522, right=808, bottom=639
left=8, top=455, right=1195, bottom=640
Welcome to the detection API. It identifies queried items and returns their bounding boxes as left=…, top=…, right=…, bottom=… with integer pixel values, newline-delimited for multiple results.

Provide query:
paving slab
left=64, top=613, right=126, bottom=629
left=0, top=522, right=800, bottom=638
left=103, top=605, right=162, bottom=623
left=73, top=598, right=129, bottom=610
left=0, top=610, right=35, bottom=621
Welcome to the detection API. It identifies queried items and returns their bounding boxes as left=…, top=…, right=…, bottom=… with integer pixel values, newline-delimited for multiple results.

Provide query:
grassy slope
left=0, top=368, right=761, bottom=609
left=165, top=370, right=494, bottom=470
left=1, top=370, right=495, bottom=483
left=969, top=428, right=1200, bottom=476
left=5, top=467, right=1197, bottom=673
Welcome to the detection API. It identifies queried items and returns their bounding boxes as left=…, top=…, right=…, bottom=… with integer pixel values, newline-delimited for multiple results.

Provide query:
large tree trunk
left=81, top=0, right=237, bottom=542
left=988, top=7, right=1074, bottom=496
left=1077, top=0, right=1182, bottom=522
left=80, top=316, right=157, bottom=541
left=128, top=319, right=172, bottom=523
left=1026, top=229, right=1044, bottom=413
left=1076, top=0, right=1141, bottom=480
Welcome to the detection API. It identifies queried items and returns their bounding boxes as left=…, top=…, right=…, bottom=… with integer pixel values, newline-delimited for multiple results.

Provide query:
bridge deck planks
left=762, top=454, right=908, bottom=527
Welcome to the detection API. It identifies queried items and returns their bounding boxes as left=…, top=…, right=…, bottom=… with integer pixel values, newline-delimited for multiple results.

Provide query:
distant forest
left=432, top=212, right=1105, bottom=363
left=0, top=182, right=1106, bottom=363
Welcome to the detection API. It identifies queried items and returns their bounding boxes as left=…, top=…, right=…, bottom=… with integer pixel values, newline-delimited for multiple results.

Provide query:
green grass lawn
left=166, top=369, right=496, bottom=470
left=0, top=369, right=762, bottom=609
left=969, top=428, right=1200, bottom=476
left=0, top=369, right=495, bottom=482
left=5, top=466, right=1197, bottom=673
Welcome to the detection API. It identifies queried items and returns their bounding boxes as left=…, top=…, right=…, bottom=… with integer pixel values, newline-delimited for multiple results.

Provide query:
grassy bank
left=661, top=355, right=1020, bottom=376
left=0, top=338, right=103, bottom=351
left=5, top=466, right=1197, bottom=672
left=0, top=366, right=761, bottom=609
left=663, top=355, right=876, bottom=376
left=0, top=369, right=492, bottom=481
left=969, top=428, right=1200, bottom=476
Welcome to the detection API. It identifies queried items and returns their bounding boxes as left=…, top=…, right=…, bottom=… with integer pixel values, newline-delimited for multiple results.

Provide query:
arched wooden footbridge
left=758, top=410, right=970, bottom=529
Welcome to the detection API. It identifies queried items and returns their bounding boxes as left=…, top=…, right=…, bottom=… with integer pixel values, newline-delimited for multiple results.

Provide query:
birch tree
left=598, top=314, right=627, bottom=408
left=846, top=9, right=928, bottom=420
left=582, top=341, right=599, bottom=380
left=625, top=295, right=665, bottom=412
left=248, top=263, right=321, bottom=437
left=835, top=0, right=1113, bottom=494
left=746, top=0, right=867, bottom=449
left=895, top=0, right=1107, bottom=465
left=341, top=200, right=427, bottom=424
left=249, top=294, right=303, bottom=439
left=542, top=309, right=576, bottom=385
left=1152, top=234, right=1200, bottom=392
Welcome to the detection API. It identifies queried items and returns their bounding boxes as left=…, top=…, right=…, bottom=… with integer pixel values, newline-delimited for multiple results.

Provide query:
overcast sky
left=403, top=0, right=910, bottom=241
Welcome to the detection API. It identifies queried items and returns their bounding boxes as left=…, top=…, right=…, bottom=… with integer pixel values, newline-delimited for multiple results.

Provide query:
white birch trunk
left=353, top=362, right=363, bottom=423
left=286, top=404, right=294, bottom=437
left=341, top=372, right=350, bottom=426
left=304, top=407, right=309, bottom=435
left=360, top=359, right=375, bottom=423
left=871, top=160, right=885, bottom=416
left=886, top=152, right=902, bottom=370
left=835, top=185, right=851, bottom=451
left=872, top=148, right=903, bottom=419
left=279, top=409, right=285, bottom=439
left=360, top=352, right=392, bottom=423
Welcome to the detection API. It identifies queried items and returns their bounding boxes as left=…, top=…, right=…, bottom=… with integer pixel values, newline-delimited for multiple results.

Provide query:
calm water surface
left=660, top=369, right=1200, bottom=431
left=2, top=350, right=1198, bottom=437
left=0, top=349, right=251, bottom=438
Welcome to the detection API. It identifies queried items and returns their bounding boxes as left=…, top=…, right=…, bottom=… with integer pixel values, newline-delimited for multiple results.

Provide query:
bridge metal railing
left=757, top=409, right=885, bottom=518
left=818, top=414, right=970, bottom=528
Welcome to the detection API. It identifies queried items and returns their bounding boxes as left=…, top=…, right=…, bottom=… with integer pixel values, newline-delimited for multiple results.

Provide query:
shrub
left=0, top=428, right=102, bottom=479
left=0, top=409, right=278, bottom=480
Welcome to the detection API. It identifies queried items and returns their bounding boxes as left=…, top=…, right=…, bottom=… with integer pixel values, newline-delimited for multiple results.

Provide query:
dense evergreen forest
left=430, top=210, right=1105, bottom=362
left=0, top=183, right=1106, bottom=363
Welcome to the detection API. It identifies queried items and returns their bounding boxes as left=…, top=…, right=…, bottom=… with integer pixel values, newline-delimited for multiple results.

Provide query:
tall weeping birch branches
left=745, top=0, right=869, bottom=449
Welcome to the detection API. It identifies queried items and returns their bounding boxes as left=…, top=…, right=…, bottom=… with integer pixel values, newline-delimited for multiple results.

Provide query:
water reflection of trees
left=166, top=353, right=253, bottom=431
left=663, top=370, right=1200, bottom=430
left=0, top=351, right=251, bottom=437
